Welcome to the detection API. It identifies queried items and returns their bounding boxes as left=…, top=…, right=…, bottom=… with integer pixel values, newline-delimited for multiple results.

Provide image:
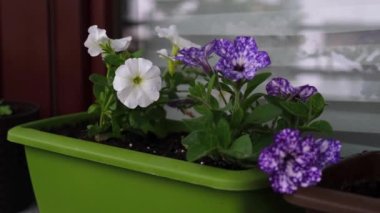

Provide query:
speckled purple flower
left=258, top=128, right=341, bottom=194
left=266, top=77, right=317, bottom=101
left=214, top=36, right=271, bottom=81
left=175, top=40, right=215, bottom=73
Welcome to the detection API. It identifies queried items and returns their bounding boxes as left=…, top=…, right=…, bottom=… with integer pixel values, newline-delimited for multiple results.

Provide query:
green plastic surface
left=8, top=113, right=298, bottom=213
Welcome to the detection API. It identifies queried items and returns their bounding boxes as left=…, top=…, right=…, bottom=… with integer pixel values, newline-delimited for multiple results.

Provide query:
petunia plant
left=84, top=25, right=341, bottom=194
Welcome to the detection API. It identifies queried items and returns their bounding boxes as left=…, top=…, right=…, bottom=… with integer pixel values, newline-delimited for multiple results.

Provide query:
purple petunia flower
left=266, top=77, right=317, bottom=101
left=175, top=40, right=215, bottom=73
left=214, top=36, right=271, bottom=81
left=258, top=128, right=341, bottom=194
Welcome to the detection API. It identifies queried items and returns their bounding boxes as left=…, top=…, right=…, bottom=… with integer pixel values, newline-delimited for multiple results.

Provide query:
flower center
left=234, top=64, right=245, bottom=72
left=133, top=76, right=142, bottom=85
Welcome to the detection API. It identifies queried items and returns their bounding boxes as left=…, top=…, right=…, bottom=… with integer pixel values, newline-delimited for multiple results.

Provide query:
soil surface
left=46, top=122, right=244, bottom=170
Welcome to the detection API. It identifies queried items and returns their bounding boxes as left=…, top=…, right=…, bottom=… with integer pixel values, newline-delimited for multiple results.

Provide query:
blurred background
left=1, top=0, right=379, bottom=159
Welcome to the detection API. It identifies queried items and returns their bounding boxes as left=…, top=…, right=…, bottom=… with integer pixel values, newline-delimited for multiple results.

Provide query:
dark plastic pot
left=0, top=102, right=39, bottom=213
left=284, top=151, right=380, bottom=213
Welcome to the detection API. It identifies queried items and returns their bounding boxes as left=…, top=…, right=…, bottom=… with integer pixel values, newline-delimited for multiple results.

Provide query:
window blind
left=122, top=0, right=380, bottom=145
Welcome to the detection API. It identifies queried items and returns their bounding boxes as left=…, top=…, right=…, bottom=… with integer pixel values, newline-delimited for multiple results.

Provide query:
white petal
left=136, top=88, right=155, bottom=108
left=114, top=64, right=131, bottom=78
left=140, top=80, right=160, bottom=106
left=157, top=49, right=169, bottom=58
left=141, top=66, right=161, bottom=80
left=114, top=58, right=162, bottom=109
left=137, top=58, right=153, bottom=75
left=143, top=75, right=162, bottom=91
left=113, top=75, right=129, bottom=91
left=155, top=25, right=178, bottom=40
left=110, top=36, right=132, bottom=52
left=124, top=58, right=140, bottom=77
left=84, top=25, right=109, bottom=57
left=175, top=37, right=201, bottom=49
left=118, top=87, right=139, bottom=109
left=87, top=45, right=103, bottom=57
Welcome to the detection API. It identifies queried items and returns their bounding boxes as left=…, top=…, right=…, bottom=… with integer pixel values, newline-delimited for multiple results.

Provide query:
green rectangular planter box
left=8, top=113, right=297, bottom=213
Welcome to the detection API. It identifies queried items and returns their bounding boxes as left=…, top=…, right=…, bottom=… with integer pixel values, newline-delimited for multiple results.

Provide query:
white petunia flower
left=113, top=58, right=161, bottom=109
left=157, top=49, right=169, bottom=58
left=155, top=25, right=200, bottom=49
left=84, top=25, right=108, bottom=57
left=157, top=49, right=175, bottom=61
left=84, top=25, right=132, bottom=57
left=110, top=37, right=132, bottom=52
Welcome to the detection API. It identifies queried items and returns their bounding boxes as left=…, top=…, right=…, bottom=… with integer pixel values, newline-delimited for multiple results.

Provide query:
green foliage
left=85, top=33, right=334, bottom=169
left=87, top=45, right=183, bottom=141
left=243, top=72, right=272, bottom=98
left=244, top=104, right=282, bottom=124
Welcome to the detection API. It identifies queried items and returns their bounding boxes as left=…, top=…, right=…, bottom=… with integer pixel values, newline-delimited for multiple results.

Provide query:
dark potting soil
left=46, top=122, right=244, bottom=170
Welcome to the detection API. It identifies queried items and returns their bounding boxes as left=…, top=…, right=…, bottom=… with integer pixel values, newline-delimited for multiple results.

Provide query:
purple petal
left=270, top=172, right=299, bottom=194
left=215, top=38, right=234, bottom=57
left=254, top=51, right=271, bottom=69
left=266, top=77, right=295, bottom=97
left=214, top=36, right=270, bottom=81
left=258, top=128, right=341, bottom=194
left=296, top=85, right=318, bottom=101
left=300, top=167, right=322, bottom=188
left=275, top=128, right=300, bottom=147
left=316, top=138, right=341, bottom=167
left=258, top=147, right=281, bottom=174
left=234, top=36, right=258, bottom=54
left=176, top=41, right=215, bottom=73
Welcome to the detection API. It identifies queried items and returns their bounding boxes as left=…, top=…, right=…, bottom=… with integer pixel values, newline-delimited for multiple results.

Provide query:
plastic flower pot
left=0, top=102, right=39, bottom=213
left=284, top=151, right=380, bottom=213
left=7, top=113, right=299, bottom=213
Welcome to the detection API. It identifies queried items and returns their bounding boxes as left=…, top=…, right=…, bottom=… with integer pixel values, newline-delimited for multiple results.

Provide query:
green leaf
left=226, top=134, right=253, bottom=158
left=103, top=54, right=124, bottom=66
left=231, top=107, right=244, bottom=127
left=209, top=96, right=220, bottom=109
left=280, top=101, right=308, bottom=118
left=306, top=93, right=326, bottom=119
left=207, top=74, right=217, bottom=98
left=250, top=134, right=273, bottom=159
left=216, top=118, right=231, bottom=148
left=265, top=95, right=284, bottom=106
left=87, top=104, right=100, bottom=114
left=303, top=120, right=333, bottom=135
left=275, top=118, right=288, bottom=130
left=182, top=131, right=216, bottom=161
left=131, top=50, right=144, bottom=58
left=245, top=104, right=282, bottom=124
left=183, top=115, right=212, bottom=131
left=111, top=114, right=122, bottom=138
left=145, top=106, right=166, bottom=121
left=189, top=83, right=205, bottom=98
left=241, top=93, right=265, bottom=110
left=194, top=105, right=212, bottom=116
left=219, top=82, right=234, bottom=94
left=0, top=105, right=12, bottom=116
left=89, top=73, right=108, bottom=86
left=244, top=72, right=272, bottom=98
left=161, top=120, right=188, bottom=134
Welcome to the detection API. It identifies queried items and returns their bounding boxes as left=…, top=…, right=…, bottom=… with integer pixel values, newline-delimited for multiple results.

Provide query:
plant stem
left=233, top=82, right=242, bottom=110
left=216, top=77, right=228, bottom=106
